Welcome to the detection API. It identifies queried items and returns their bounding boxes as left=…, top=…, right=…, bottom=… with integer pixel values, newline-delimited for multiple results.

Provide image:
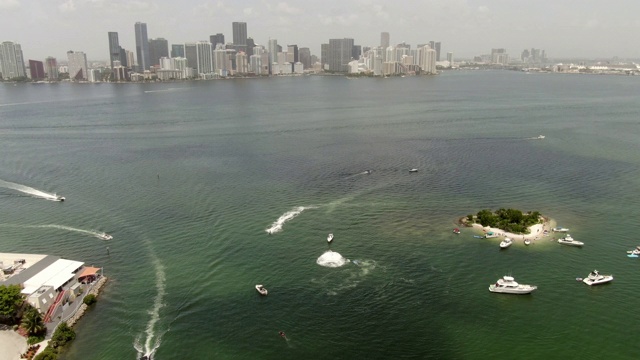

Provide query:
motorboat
left=489, top=276, right=537, bottom=294
left=552, top=227, right=569, bottom=232
left=537, top=135, right=545, bottom=139
left=364, top=170, right=372, bottom=174
left=473, top=235, right=484, bottom=239
left=56, top=195, right=65, bottom=202
left=485, top=231, right=498, bottom=239
left=255, top=284, right=268, bottom=296
left=582, top=270, right=613, bottom=286
left=97, top=232, right=113, bottom=240
left=409, top=168, right=418, bottom=173
left=327, top=233, right=334, bottom=243
left=626, top=246, right=640, bottom=255
left=279, top=331, right=286, bottom=338
left=453, top=228, right=460, bottom=234
left=557, top=234, right=584, bottom=247
left=524, top=239, right=531, bottom=246
left=499, top=238, right=513, bottom=249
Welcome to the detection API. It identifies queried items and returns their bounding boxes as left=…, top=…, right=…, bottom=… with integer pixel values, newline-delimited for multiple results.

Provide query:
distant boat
left=485, top=231, right=498, bottom=239
left=489, top=276, right=537, bottom=294
left=409, top=168, right=418, bottom=173
left=552, top=227, right=569, bottom=232
left=327, top=233, right=334, bottom=243
left=255, top=284, right=268, bottom=296
left=97, top=232, right=113, bottom=240
left=453, top=228, right=460, bottom=234
left=55, top=195, right=65, bottom=202
left=364, top=170, right=372, bottom=174
left=537, top=135, right=545, bottom=139
left=499, top=238, right=513, bottom=249
left=557, top=234, right=584, bottom=247
left=524, top=239, right=531, bottom=246
left=582, top=270, right=613, bottom=286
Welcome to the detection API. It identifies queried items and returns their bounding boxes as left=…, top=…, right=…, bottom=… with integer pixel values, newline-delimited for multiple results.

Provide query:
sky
left=1, top=0, right=639, bottom=62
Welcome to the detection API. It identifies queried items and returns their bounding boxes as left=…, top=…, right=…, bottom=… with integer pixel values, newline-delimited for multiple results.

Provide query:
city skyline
left=1, top=0, right=639, bottom=61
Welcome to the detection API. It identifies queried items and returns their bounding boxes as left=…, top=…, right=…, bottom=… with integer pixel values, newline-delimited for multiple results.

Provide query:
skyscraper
left=232, top=22, right=247, bottom=46
left=328, top=38, right=354, bottom=72
left=184, top=43, right=197, bottom=70
left=0, top=41, right=26, bottom=80
left=320, top=43, right=328, bottom=69
left=67, top=50, right=88, bottom=80
left=108, top=32, right=121, bottom=69
left=434, top=42, right=441, bottom=61
left=148, top=38, right=169, bottom=66
left=134, top=22, right=150, bottom=72
left=210, top=33, right=225, bottom=49
left=446, top=52, right=454, bottom=67
left=28, top=60, right=45, bottom=80
left=299, top=47, right=311, bottom=69
left=268, top=39, right=278, bottom=74
left=171, top=44, right=185, bottom=58
left=419, top=46, right=436, bottom=74
left=381, top=32, right=390, bottom=49
left=195, top=41, right=213, bottom=75
left=45, top=57, right=58, bottom=80
left=286, top=45, right=298, bottom=63
left=245, top=37, right=255, bottom=57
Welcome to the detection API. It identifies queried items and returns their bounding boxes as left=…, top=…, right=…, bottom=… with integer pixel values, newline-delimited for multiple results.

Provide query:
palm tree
left=21, top=308, right=45, bottom=336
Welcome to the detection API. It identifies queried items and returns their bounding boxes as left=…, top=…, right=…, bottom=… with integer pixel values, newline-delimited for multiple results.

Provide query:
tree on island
left=21, top=306, right=46, bottom=337
left=0, top=284, right=24, bottom=325
left=470, top=208, right=541, bottom=234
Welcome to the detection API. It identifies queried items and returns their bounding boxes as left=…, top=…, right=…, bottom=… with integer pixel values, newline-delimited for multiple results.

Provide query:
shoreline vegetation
left=460, top=208, right=556, bottom=241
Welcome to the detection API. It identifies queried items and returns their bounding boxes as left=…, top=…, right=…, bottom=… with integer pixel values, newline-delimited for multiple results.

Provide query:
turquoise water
left=1, top=71, right=639, bottom=359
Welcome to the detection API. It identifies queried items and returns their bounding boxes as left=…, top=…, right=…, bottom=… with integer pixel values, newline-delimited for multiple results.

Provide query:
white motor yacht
left=552, top=227, right=569, bottom=232
left=499, top=238, right=513, bottom=249
left=56, top=195, right=65, bottom=202
left=558, top=234, right=584, bottom=247
left=409, top=168, right=418, bottom=173
left=582, top=270, right=613, bottom=286
left=327, top=233, right=334, bottom=243
left=97, top=232, right=113, bottom=240
left=489, top=276, right=537, bottom=294
left=255, top=284, right=268, bottom=295
left=537, top=135, right=545, bottom=139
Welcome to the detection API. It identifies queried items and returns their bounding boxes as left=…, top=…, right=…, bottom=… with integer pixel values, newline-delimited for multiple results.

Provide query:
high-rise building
left=108, top=32, right=121, bottom=68
left=213, top=44, right=228, bottom=74
left=28, top=60, right=45, bottom=80
left=236, top=52, right=248, bottom=73
left=434, top=42, right=441, bottom=61
left=184, top=43, right=197, bottom=70
left=171, top=44, right=185, bottom=58
left=232, top=22, right=247, bottom=46
left=286, top=45, right=298, bottom=63
left=246, top=37, right=255, bottom=57
left=195, top=41, right=213, bottom=75
left=381, top=32, right=390, bottom=49
left=491, top=48, right=508, bottom=65
left=125, top=50, right=135, bottom=69
left=320, top=43, right=329, bottom=69
left=446, top=52, right=454, bottom=67
left=328, top=38, right=354, bottom=72
left=419, top=45, right=436, bottom=74
left=45, top=57, right=58, bottom=80
left=0, top=41, right=26, bottom=80
left=148, top=38, right=169, bottom=67
left=268, top=39, right=278, bottom=74
left=299, top=47, right=311, bottom=69
left=67, top=50, right=88, bottom=80
left=352, top=45, right=361, bottom=60
left=210, top=33, right=225, bottom=49
left=134, top=22, right=150, bottom=72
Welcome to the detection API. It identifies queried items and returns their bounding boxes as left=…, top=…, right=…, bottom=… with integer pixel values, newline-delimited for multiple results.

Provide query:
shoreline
left=461, top=216, right=558, bottom=242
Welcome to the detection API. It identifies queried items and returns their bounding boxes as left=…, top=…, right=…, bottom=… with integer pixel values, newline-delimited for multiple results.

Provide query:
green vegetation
left=21, top=306, right=46, bottom=336
left=50, top=322, right=75, bottom=348
left=83, top=294, right=97, bottom=306
left=34, top=347, right=58, bottom=360
left=471, top=208, right=541, bottom=234
left=0, top=284, right=24, bottom=324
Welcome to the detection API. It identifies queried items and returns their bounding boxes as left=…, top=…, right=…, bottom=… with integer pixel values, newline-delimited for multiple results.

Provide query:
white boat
left=499, top=238, right=513, bottom=249
left=56, top=195, right=65, bottom=202
left=557, top=234, right=584, bottom=247
left=327, top=233, right=334, bottom=243
left=537, top=135, right=545, bottom=139
left=552, top=227, right=569, bottom=232
left=582, top=270, right=613, bottom=286
left=409, top=168, right=418, bottom=173
left=484, top=231, right=498, bottom=239
left=524, top=239, right=531, bottom=246
left=97, top=232, right=113, bottom=240
left=489, top=276, right=537, bottom=294
left=255, top=284, right=268, bottom=295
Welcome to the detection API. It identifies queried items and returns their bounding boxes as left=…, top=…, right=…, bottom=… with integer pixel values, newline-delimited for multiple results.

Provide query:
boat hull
left=489, top=285, right=536, bottom=294
left=583, top=276, right=613, bottom=286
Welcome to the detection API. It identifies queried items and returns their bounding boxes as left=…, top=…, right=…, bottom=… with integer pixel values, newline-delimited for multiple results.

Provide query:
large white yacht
left=582, top=270, right=613, bottom=286
left=557, top=234, right=584, bottom=247
left=489, top=276, right=537, bottom=294
left=552, top=227, right=569, bottom=232
left=499, top=238, right=513, bottom=249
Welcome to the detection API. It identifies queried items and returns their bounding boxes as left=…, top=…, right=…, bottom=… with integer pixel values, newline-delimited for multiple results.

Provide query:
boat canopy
left=487, top=232, right=494, bottom=235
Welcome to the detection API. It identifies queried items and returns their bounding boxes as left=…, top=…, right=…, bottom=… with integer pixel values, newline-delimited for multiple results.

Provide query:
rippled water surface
left=1, top=71, right=639, bottom=359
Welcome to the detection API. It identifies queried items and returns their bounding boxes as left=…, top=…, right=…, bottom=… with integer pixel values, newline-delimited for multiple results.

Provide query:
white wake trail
left=265, top=206, right=316, bottom=234
left=0, top=179, right=61, bottom=201
left=135, top=258, right=167, bottom=359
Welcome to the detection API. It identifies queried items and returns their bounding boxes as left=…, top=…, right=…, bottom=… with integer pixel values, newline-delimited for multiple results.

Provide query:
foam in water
left=0, top=179, right=61, bottom=201
left=265, top=206, right=314, bottom=234
left=134, top=258, right=166, bottom=358
left=33, top=224, right=111, bottom=240
left=317, top=250, right=349, bottom=268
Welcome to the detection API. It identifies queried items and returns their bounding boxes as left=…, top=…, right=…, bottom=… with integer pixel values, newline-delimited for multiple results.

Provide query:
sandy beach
left=470, top=217, right=557, bottom=243
left=0, top=330, right=27, bottom=360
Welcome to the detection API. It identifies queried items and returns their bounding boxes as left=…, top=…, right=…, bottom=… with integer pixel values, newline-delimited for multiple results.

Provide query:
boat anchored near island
left=499, top=238, right=513, bottom=249
left=489, top=276, right=537, bottom=294
left=557, top=234, right=584, bottom=247
left=582, top=270, right=613, bottom=286
left=327, top=233, right=334, bottom=243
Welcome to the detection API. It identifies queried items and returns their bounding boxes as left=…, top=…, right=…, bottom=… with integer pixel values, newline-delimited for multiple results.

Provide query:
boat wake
left=31, top=225, right=111, bottom=240
left=0, top=179, right=62, bottom=201
left=134, top=258, right=166, bottom=360
left=265, top=206, right=316, bottom=234
left=316, top=250, right=349, bottom=268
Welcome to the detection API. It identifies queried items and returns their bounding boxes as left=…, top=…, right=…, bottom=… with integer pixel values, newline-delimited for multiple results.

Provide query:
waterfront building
left=0, top=41, right=26, bottom=80
left=212, top=44, right=228, bottom=75
left=108, top=32, right=121, bottom=69
left=491, top=48, right=508, bottom=65
left=232, top=22, right=247, bottom=47
left=67, top=50, right=88, bottom=81
left=29, top=60, right=45, bottom=80
left=299, top=47, right=311, bottom=69
left=294, top=62, right=303, bottom=74
left=320, top=43, right=329, bottom=70
left=210, top=33, right=225, bottom=49
left=45, top=57, right=58, bottom=80
left=286, top=45, right=298, bottom=64
left=419, top=46, right=437, bottom=74
left=381, top=32, right=390, bottom=49
left=434, top=42, right=441, bottom=61
left=236, top=52, right=248, bottom=74
left=149, top=38, right=169, bottom=66
left=87, top=68, right=100, bottom=82
left=260, top=52, right=269, bottom=75
left=171, top=44, right=185, bottom=58
left=352, top=45, right=361, bottom=60
left=447, top=52, right=454, bottom=67
left=125, top=50, right=135, bottom=69
left=249, top=54, right=261, bottom=74
left=134, top=22, right=150, bottom=72
left=196, top=41, right=213, bottom=76
left=245, top=37, right=255, bottom=57
left=385, top=46, right=395, bottom=63
left=160, top=57, right=174, bottom=70
left=328, top=38, right=354, bottom=72
left=113, top=65, right=128, bottom=81
left=184, top=43, right=197, bottom=71
left=268, top=39, right=278, bottom=74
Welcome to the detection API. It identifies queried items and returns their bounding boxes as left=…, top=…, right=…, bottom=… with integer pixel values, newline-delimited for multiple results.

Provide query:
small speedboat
left=56, top=195, right=65, bottom=202
left=453, top=228, right=460, bottom=234
left=97, top=232, right=113, bottom=240
left=499, top=238, right=513, bottom=249
left=409, top=168, right=418, bottom=173
left=279, top=331, right=286, bottom=338
left=537, top=135, right=545, bottom=139
left=552, top=227, right=569, bottom=232
left=255, top=284, right=268, bottom=296
left=364, top=170, right=372, bottom=174
left=557, top=234, right=584, bottom=247
left=327, top=233, right=334, bottom=243
left=524, top=239, right=531, bottom=246
left=582, top=270, right=613, bottom=286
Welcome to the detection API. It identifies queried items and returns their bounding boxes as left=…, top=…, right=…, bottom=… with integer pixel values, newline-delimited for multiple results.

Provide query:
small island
left=461, top=208, right=556, bottom=241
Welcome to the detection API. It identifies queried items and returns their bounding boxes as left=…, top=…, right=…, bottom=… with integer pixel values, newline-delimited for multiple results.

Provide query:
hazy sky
left=1, top=0, right=639, bottom=61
